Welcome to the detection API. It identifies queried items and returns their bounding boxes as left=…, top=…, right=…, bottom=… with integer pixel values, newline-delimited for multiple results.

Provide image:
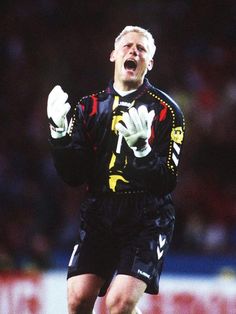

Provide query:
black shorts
left=67, top=192, right=175, bottom=297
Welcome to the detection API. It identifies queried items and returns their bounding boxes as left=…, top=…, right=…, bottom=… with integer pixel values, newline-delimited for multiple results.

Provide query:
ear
left=147, top=59, right=154, bottom=71
left=110, top=50, right=116, bottom=62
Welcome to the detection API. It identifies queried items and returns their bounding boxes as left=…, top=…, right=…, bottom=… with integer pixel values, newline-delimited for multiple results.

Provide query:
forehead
left=118, top=32, right=149, bottom=47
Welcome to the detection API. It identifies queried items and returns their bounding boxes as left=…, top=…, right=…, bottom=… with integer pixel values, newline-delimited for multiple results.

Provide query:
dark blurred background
left=0, top=0, right=235, bottom=273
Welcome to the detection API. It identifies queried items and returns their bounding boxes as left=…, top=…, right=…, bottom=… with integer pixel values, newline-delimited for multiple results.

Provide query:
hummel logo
left=159, top=234, right=166, bottom=248
left=157, top=235, right=166, bottom=260
left=157, top=247, right=164, bottom=260
left=137, top=269, right=150, bottom=279
left=119, top=101, right=132, bottom=107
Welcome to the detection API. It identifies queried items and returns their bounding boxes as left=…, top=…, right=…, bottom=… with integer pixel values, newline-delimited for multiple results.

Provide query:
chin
left=123, top=77, right=142, bottom=87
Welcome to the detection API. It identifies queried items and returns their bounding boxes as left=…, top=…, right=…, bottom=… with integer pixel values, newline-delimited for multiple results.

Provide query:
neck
left=113, top=85, right=137, bottom=96
left=113, top=79, right=143, bottom=92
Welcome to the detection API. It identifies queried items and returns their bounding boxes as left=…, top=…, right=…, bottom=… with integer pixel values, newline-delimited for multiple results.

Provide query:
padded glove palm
left=116, top=105, right=155, bottom=157
left=47, top=85, right=71, bottom=138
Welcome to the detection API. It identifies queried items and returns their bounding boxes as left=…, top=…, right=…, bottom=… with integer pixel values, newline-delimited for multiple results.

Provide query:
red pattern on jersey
left=89, top=96, right=98, bottom=116
left=159, top=101, right=167, bottom=121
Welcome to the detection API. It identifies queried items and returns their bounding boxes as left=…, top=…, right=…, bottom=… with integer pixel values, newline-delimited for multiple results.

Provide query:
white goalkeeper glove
left=47, top=85, right=71, bottom=138
left=116, top=105, right=155, bottom=157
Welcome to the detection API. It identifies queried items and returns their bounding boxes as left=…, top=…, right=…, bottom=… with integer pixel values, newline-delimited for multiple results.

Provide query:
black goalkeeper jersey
left=50, top=78, right=185, bottom=197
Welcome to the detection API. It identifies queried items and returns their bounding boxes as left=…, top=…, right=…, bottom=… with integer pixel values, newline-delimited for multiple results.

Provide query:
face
left=110, top=32, right=154, bottom=90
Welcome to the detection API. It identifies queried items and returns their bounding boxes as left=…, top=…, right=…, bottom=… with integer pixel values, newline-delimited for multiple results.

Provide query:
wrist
left=49, top=118, right=68, bottom=139
left=132, top=144, right=151, bottom=158
left=50, top=125, right=67, bottom=138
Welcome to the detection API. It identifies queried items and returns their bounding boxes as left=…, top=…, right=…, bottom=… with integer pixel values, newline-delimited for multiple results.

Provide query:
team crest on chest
left=171, top=126, right=184, bottom=144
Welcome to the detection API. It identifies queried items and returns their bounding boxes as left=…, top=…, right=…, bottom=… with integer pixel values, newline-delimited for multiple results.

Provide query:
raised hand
left=116, top=105, right=155, bottom=157
left=47, top=85, right=71, bottom=138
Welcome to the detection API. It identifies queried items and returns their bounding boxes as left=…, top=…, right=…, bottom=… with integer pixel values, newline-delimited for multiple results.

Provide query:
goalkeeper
left=48, top=26, right=185, bottom=314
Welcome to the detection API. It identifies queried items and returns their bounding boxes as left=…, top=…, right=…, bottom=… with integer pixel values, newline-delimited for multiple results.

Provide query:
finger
left=147, top=110, right=155, bottom=129
left=55, top=102, right=71, bottom=122
left=58, top=102, right=71, bottom=118
left=129, top=107, right=143, bottom=132
left=49, top=92, right=69, bottom=118
left=64, top=102, right=71, bottom=115
left=55, top=91, right=68, bottom=107
left=115, top=122, right=130, bottom=137
left=138, top=105, right=149, bottom=128
left=49, top=86, right=68, bottom=107
left=48, top=85, right=63, bottom=105
left=122, top=112, right=136, bottom=132
left=49, top=90, right=70, bottom=117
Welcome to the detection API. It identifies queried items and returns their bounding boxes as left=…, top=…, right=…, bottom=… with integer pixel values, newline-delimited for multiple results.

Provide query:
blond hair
left=114, top=26, right=156, bottom=58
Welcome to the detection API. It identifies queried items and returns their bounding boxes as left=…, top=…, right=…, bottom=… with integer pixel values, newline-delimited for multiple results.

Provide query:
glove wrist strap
left=49, top=119, right=68, bottom=139
left=50, top=125, right=66, bottom=132
left=50, top=126, right=67, bottom=138
left=133, top=145, right=151, bottom=158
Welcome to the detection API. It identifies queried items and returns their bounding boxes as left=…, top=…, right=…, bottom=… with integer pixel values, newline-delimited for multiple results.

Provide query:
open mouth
left=124, top=59, right=137, bottom=71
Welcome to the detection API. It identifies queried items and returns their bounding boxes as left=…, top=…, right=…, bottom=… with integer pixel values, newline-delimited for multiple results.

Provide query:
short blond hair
left=114, top=26, right=156, bottom=58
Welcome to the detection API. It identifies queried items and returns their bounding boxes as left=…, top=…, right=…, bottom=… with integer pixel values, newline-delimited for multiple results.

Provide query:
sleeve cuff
left=133, top=145, right=152, bottom=158
left=49, top=134, right=71, bottom=147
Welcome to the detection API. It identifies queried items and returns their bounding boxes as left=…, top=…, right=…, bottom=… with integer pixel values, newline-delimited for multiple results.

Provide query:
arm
left=117, top=104, right=185, bottom=195
left=48, top=86, right=93, bottom=186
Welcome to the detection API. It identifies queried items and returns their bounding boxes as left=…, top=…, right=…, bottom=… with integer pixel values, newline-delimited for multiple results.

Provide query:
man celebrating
left=48, top=26, right=185, bottom=314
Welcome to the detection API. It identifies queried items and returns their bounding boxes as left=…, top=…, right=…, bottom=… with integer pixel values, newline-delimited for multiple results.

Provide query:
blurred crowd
left=0, top=0, right=235, bottom=271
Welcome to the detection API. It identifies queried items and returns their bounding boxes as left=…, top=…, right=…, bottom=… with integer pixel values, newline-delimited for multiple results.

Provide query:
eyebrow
left=123, top=42, right=147, bottom=49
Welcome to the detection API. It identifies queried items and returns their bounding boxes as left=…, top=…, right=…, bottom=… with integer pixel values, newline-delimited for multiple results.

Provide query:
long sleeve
left=125, top=91, right=185, bottom=196
left=49, top=105, right=94, bottom=186
left=49, top=80, right=185, bottom=195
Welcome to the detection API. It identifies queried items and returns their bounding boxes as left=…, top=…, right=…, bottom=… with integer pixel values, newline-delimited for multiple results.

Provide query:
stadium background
left=0, top=0, right=235, bottom=313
